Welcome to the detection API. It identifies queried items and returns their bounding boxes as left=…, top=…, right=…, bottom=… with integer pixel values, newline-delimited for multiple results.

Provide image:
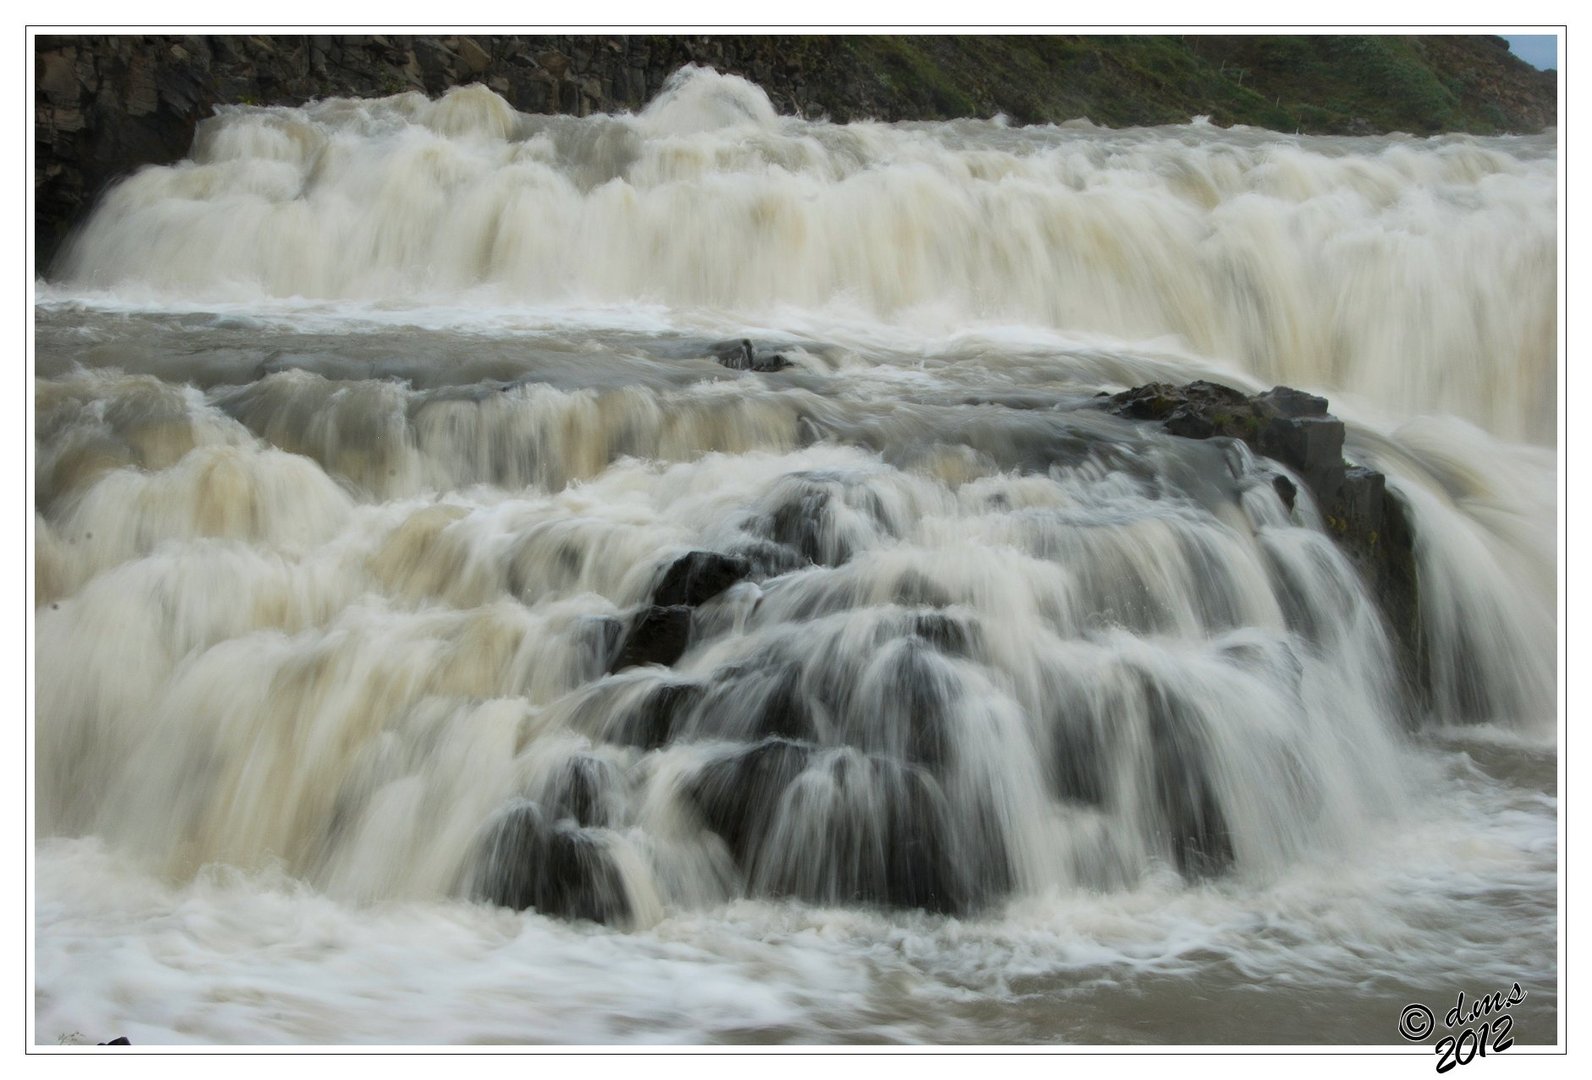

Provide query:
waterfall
left=33, top=64, right=1557, bottom=1045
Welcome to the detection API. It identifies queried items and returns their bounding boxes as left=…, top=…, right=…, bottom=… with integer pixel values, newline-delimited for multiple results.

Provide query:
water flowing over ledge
left=34, top=67, right=1558, bottom=1045
left=55, top=68, right=1557, bottom=442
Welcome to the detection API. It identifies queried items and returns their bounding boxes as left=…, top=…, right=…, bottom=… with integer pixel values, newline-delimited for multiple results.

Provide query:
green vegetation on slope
left=813, top=35, right=1554, bottom=134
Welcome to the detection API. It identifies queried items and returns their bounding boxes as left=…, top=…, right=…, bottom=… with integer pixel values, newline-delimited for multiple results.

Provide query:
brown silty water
left=33, top=68, right=1558, bottom=1046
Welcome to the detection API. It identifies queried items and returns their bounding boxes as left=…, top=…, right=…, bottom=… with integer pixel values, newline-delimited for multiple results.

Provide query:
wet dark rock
left=1111, top=379, right=1250, bottom=427
left=1102, top=380, right=1421, bottom=712
left=1163, top=407, right=1217, bottom=439
left=866, top=764, right=963, bottom=913
left=1255, top=386, right=1329, bottom=418
left=1335, top=465, right=1385, bottom=522
left=904, top=611, right=977, bottom=657
left=712, top=339, right=755, bottom=369
left=750, top=471, right=893, bottom=568
left=1257, top=415, right=1346, bottom=495
left=1271, top=474, right=1298, bottom=513
left=472, top=801, right=630, bottom=924
left=544, top=754, right=623, bottom=829
left=892, top=570, right=953, bottom=609
left=693, top=660, right=820, bottom=744
left=573, top=614, right=625, bottom=680
left=1140, top=676, right=1234, bottom=879
left=652, top=550, right=751, bottom=607
left=1323, top=468, right=1422, bottom=707
left=604, top=679, right=704, bottom=750
left=880, top=639, right=954, bottom=769
left=729, top=537, right=808, bottom=578
left=683, top=737, right=814, bottom=867
left=1049, top=713, right=1107, bottom=806
left=608, top=604, right=692, bottom=672
left=711, top=338, right=788, bottom=373
left=98, top=1037, right=131, bottom=1046
left=683, top=739, right=973, bottom=914
left=767, top=487, right=836, bottom=565
left=1105, top=380, right=1347, bottom=496
left=769, top=753, right=966, bottom=914
left=795, top=413, right=828, bottom=447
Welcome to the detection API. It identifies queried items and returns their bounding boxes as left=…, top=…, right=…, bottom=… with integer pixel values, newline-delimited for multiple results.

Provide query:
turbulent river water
left=32, top=67, right=1559, bottom=1046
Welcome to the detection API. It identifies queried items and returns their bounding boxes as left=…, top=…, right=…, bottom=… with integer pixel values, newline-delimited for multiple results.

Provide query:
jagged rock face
left=652, top=551, right=752, bottom=608
left=1102, top=381, right=1423, bottom=714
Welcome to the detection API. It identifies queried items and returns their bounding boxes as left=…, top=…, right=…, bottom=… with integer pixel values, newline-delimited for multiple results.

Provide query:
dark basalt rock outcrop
left=605, top=679, right=705, bottom=750
left=544, top=754, right=624, bottom=830
left=574, top=614, right=626, bottom=679
left=905, top=610, right=978, bottom=658
left=606, top=550, right=754, bottom=674
left=691, top=659, right=821, bottom=744
left=652, top=550, right=751, bottom=607
left=472, top=800, right=630, bottom=924
left=749, top=471, right=894, bottom=569
left=1141, top=675, right=1234, bottom=879
left=711, top=339, right=789, bottom=373
left=1102, top=380, right=1422, bottom=709
left=682, top=738, right=975, bottom=914
left=608, top=604, right=693, bottom=672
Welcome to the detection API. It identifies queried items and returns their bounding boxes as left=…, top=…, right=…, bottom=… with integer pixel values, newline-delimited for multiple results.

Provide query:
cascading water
left=34, top=66, right=1558, bottom=1045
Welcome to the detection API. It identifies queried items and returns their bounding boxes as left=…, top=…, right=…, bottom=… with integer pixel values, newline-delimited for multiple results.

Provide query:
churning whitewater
left=34, top=67, right=1557, bottom=1045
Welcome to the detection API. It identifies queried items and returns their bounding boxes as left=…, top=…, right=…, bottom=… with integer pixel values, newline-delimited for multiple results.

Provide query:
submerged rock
left=608, top=605, right=693, bottom=672
left=904, top=610, right=978, bottom=657
left=602, top=679, right=705, bottom=750
left=684, top=737, right=815, bottom=867
left=1101, top=380, right=1422, bottom=712
left=750, top=471, right=893, bottom=568
left=573, top=614, right=626, bottom=680
left=544, top=754, right=625, bottom=829
left=652, top=550, right=751, bottom=607
left=680, top=655, right=823, bottom=745
left=711, top=338, right=788, bottom=373
left=682, top=739, right=972, bottom=914
left=1141, top=676, right=1234, bottom=879
left=472, top=801, right=630, bottom=924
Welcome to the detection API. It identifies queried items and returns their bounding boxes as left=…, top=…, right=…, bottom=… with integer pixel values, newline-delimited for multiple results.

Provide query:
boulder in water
left=652, top=550, right=751, bottom=607
left=544, top=754, right=624, bottom=829
left=1136, top=673, right=1234, bottom=879
left=711, top=338, right=788, bottom=373
left=602, top=679, right=705, bottom=750
left=904, top=610, right=979, bottom=657
left=1254, top=386, right=1329, bottom=419
left=682, top=739, right=973, bottom=914
left=1257, top=414, right=1346, bottom=494
left=609, top=605, right=693, bottom=672
left=1101, top=380, right=1421, bottom=713
left=684, top=737, right=815, bottom=866
left=472, top=801, right=631, bottom=924
left=690, top=658, right=821, bottom=743
left=573, top=614, right=626, bottom=680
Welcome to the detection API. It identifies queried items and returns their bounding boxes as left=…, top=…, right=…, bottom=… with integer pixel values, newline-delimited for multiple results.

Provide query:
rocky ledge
left=1102, top=381, right=1422, bottom=712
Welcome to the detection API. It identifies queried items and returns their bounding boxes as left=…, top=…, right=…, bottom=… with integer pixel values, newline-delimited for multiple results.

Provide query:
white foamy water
left=33, top=67, right=1558, bottom=1047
